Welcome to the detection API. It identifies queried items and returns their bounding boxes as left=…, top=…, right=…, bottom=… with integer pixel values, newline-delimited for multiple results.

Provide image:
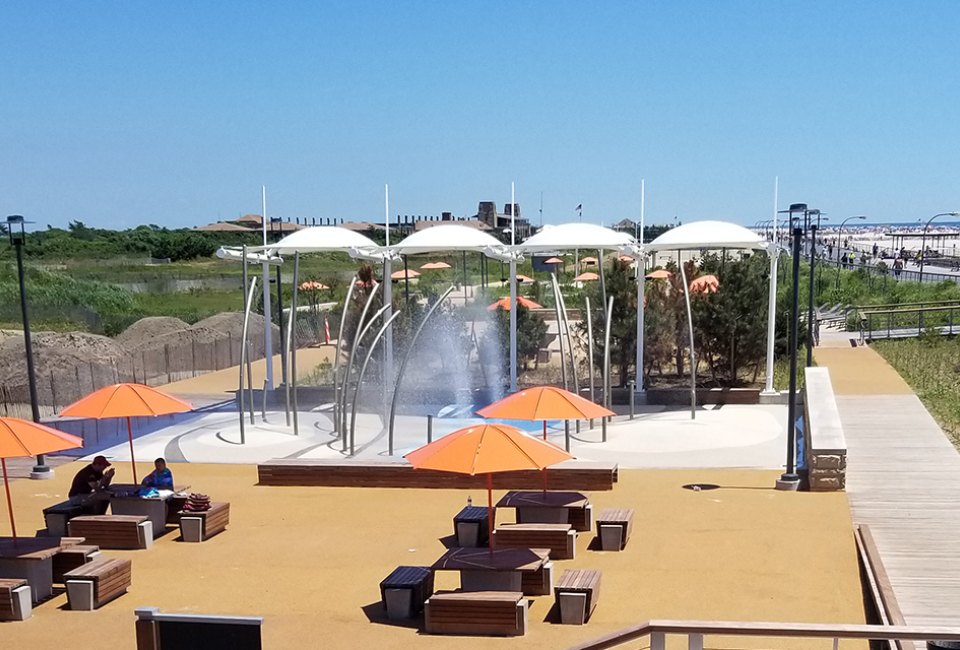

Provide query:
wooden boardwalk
left=837, top=393, right=960, bottom=636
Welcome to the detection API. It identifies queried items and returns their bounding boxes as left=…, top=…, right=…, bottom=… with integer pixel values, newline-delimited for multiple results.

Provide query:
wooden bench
left=424, top=591, right=527, bottom=636
left=53, top=544, right=101, bottom=583
left=596, top=508, right=634, bottom=550
left=379, top=566, right=434, bottom=620
left=178, top=502, right=230, bottom=542
left=63, top=556, right=132, bottom=610
left=0, top=578, right=32, bottom=621
left=493, top=523, right=576, bottom=560
left=520, top=559, right=555, bottom=596
left=68, top=515, right=153, bottom=550
left=554, top=569, right=601, bottom=624
left=43, top=500, right=88, bottom=537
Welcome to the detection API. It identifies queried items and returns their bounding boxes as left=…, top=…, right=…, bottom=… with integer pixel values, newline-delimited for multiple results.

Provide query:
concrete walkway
left=814, top=342, right=960, bottom=638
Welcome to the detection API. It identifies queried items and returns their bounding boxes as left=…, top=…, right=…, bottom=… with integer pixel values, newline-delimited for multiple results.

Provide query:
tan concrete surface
left=159, top=346, right=336, bottom=396
left=813, top=347, right=913, bottom=395
left=1, top=463, right=866, bottom=649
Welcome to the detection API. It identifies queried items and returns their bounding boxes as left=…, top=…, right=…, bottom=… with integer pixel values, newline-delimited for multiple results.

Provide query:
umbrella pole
left=542, top=467, right=547, bottom=496
left=127, top=416, right=138, bottom=483
left=542, top=420, right=547, bottom=441
left=1, top=458, right=16, bottom=540
left=487, top=472, right=494, bottom=554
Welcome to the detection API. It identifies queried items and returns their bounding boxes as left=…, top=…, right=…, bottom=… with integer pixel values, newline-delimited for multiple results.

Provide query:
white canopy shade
left=645, top=220, right=765, bottom=252
left=253, top=226, right=380, bottom=254
left=517, top=222, right=635, bottom=252
left=391, top=224, right=510, bottom=258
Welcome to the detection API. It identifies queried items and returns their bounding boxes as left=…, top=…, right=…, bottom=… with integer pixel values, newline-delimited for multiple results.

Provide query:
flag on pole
left=575, top=204, right=582, bottom=211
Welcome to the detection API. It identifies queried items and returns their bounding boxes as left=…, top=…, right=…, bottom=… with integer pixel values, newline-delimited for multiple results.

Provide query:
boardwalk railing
left=567, top=619, right=960, bottom=650
left=859, top=304, right=960, bottom=340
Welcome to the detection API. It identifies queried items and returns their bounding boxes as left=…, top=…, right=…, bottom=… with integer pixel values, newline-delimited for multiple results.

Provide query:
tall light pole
left=919, top=212, right=960, bottom=283
left=835, top=216, right=866, bottom=289
left=805, top=210, right=826, bottom=367
left=6, top=216, right=51, bottom=479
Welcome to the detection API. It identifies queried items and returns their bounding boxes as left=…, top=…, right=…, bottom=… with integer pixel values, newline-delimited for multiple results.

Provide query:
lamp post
left=805, top=210, right=826, bottom=366
left=6, top=216, right=51, bottom=479
left=835, top=216, right=866, bottom=289
left=919, top=212, right=960, bottom=283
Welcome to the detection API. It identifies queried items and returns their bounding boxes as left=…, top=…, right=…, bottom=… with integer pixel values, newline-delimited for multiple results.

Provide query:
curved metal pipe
left=349, top=310, right=402, bottom=455
left=556, top=282, right=579, bottom=395
left=603, top=296, right=614, bottom=411
left=288, top=253, right=300, bottom=435
left=238, top=275, right=260, bottom=442
left=550, top=274, right=568, bottom=390
left=585, top=295, right=595, bottom=403
left=341, top=283, right=381, bottom=450
left=388, top=285, right=456, bottom=455
left=678, top=259, right=697, bottom=419
left=331, top=275, right=358, bottom=439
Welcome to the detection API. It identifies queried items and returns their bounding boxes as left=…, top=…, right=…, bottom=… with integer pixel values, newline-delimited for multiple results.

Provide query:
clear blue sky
left=2, top=2, right=959, bottom=230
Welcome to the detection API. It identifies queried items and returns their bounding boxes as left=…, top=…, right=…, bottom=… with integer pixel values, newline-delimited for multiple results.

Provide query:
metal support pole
left=601, top=416, right=607, bottom=442
left=332, top=276, right=358, bottom=439
left=585, top=295, right=595, bottom=404
left=629, top=380, right=635, bottom=419
left=388, top=286, right=456, bottom=455
left=783, top=227, right=803, bottom=483
left=427, top=414, right=433, bottom=443
left=598, top=249, right=607, bottom=314
left=564, top=420, right=570, bottom=452
left=341, top=286, right=383, bottom=449
left=239, top=275, right=259, bottom=439
left=807, top=223, right=817, bottom=367
left=603, top=296, right=614, bottom=410
left=290, top=253, right=300, bottom=436
left=635, top=257, right=645, bottom=393
left=678, top=260, right=696, bottom=420
left=762, top=244, right=779, bottom=394
left=349, top=309, right=400, bottom=456
left=550, top=274, right=568, bottom=390
left=276, top=264, right=288, bottom=424
left=557, top=283, right=579, bottom=395
left=509, top=259, right=518, bottom=392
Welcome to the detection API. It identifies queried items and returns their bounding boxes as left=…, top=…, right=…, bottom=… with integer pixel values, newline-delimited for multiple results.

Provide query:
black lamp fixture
left=6, top=215, right=51, bottom=478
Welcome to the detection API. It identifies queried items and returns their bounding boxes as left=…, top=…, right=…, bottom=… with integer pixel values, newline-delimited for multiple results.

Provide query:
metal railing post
left=688, top=633, right=703, bottom=650
left=629, top=380, right=635, bottom=419
left=427, top=414, right=433, bottom=443
left=564, top=420, right=570, bottom=452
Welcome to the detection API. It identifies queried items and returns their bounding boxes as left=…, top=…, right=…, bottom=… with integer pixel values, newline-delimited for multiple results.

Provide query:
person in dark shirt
left=68, top=455, right=115, bottom=512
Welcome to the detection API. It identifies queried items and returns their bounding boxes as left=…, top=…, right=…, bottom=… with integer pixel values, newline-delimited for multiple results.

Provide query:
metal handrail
left=568, top=619, right=960, bottom=650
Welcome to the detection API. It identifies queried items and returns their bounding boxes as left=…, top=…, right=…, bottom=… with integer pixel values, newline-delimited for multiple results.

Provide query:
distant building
left=471, top=202, right=532, bottom=240
left=612, top=218, right=638, bottom=235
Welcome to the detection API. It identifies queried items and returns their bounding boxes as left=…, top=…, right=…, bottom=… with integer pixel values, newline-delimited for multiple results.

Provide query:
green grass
left=873, top=335, right=960, bottom=445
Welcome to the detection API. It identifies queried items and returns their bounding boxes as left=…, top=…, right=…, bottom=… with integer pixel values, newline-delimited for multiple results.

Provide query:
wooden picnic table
left=432, top=547, right=551, bottom=594
left=109, top=483, right=190, bottom=538
left=495, top=490, right=593, bottom=531
left=0, top=536, right=85, bottom=603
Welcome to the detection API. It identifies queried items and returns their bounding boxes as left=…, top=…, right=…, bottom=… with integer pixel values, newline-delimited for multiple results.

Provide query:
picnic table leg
left=127, top=416, right=138, bottom=484
left=2, top=458, right=16, bottom=540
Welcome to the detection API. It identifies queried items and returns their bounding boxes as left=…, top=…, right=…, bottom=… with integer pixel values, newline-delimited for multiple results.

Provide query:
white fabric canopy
left=250, top=226, right=380, bottom=254
left=517, top=223, right=635, bottom=252
left=391, top=224, right=510, bottom=258
left=645, top=220, right=765, bottom=252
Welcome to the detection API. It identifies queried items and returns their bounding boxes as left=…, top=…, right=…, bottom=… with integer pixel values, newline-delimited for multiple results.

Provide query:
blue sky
left=2, top=2, right=959, bottom=230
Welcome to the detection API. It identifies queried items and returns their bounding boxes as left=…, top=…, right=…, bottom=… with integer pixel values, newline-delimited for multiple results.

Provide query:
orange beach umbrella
left=543, top=257, right=563, bottom=265
left=0, top=418, right=83, bottom=540
left=689, top=274, right=720, bottom=294
left=645, top=269, right=672, bottom=280
left=405, top=424, right=573, bottom=550
left=477, top=385, right=615, bottom=440
left=420, top=261, right=452, bottom=270
left=61, top=384, right=192, bottom=483
left=573, top=271, right=599, bottom=282
left=487, top=296, right=543, bottom=311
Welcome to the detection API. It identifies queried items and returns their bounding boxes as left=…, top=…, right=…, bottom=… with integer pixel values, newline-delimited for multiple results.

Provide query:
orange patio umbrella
left=645, top=269, right=673, bottom=280
left=543, top=257, right=563, bottom=265
left=573, top=271, right=600, bottom=282
left=404, top=423, right=573, bottom=551
left=487, top=296, right=543, bottom=311
left=419, top=261, right=452, bottom=270
left=689, top=274, right=720, bottom=294
left=515, top=274, right=535, bottom=284
left=477, top=385, right=615, bottom=441
left=0, top=418, right=83, bottom=540
left=580, top=256, right=598, bottom=265
left=299, top=280, right=329, bottom=291
left=61, top=384, right=192, bottom=483
left=391, top=269, right=421, bottom=280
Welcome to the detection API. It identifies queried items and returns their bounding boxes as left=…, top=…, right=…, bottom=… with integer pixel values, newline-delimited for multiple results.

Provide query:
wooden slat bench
left=493, top=523, right=576, bottom=560
left=379, top=566, right=434, bottom=619
left=63, top=556, right=132, bottom=610
left=53, top=544, right=101, bottom=583
left=520, top=559, right=554, bottom=596
left=554, top=569, right=601, bottom=625
left=0, top=578, right=32, bottom=621
left=68, top=515, right=153, bottom=550
left=43, top=500, right=87, bottom=537
left=596, top=508, right=634, bottom=551
left=425, top=591, right=527, bottom=636
left=178, top=502, right=230, bottom=543
left=257, top=459, right=618, bottom=491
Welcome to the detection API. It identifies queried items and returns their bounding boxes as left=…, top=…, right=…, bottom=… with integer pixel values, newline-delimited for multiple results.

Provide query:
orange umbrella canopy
left=543, top=257, right=563, bottom=264
left=573, top=271, right=600, bottom=282
left=645, top=269, right=673, bottom=280
left=404, top=423, right=573, bottom=475
left=61, top=383, right=193, bottom=419
left=487, top=296, right=543, bottom=311
left=391, top=269, right=421, bottom=280
left=580, top=256, right=598, bottom=264
left=420, top=261, right=452, bottom=270
left=689, top=274, right=720, bottom=294
left=0, top=418, right=83, bottom=458
left=0, top=418, right=83, bottom=539
left=477, top=385, right=615, bottom=421
left=299, top=280, right=329, bottom=291
left=515, top=274, right=535, bottom=284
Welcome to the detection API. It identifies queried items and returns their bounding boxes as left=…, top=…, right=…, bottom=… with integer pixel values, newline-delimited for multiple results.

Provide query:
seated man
left=141, top=457, right=174, bottom=491
left=68, top=455, right=115, bottom=514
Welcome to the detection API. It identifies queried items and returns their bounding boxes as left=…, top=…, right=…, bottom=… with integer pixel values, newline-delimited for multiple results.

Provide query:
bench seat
left=68, top=515, right=153, bottom=550
left=0, top=578, right=32, bottom=621
left=379, top=566, right=433, bottom=619
left=555, top=569, right=601, bottom=624
left=43, top=500, right=90, bottom=537
left=64, top=556, right=132, bottom=610
left=493, top=523, right=576, bottom=560
left=425, top=591, right=527, bottom=636
left=53, top=544, right=101, bottom=583
left=596, top=508, right=635, bottom=550
left=178, top=502, right=230, bottom=542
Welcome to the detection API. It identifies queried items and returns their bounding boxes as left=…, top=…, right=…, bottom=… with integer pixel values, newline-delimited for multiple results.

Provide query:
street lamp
left=6, top=215, right=51, bottom=479
left=805, top=210, right=826, bottom=366
left=774, top=203, right=806, bottom=490
left=919, top=212, right=960, bottom=283
left=835, top=216, right=867, bottom=289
